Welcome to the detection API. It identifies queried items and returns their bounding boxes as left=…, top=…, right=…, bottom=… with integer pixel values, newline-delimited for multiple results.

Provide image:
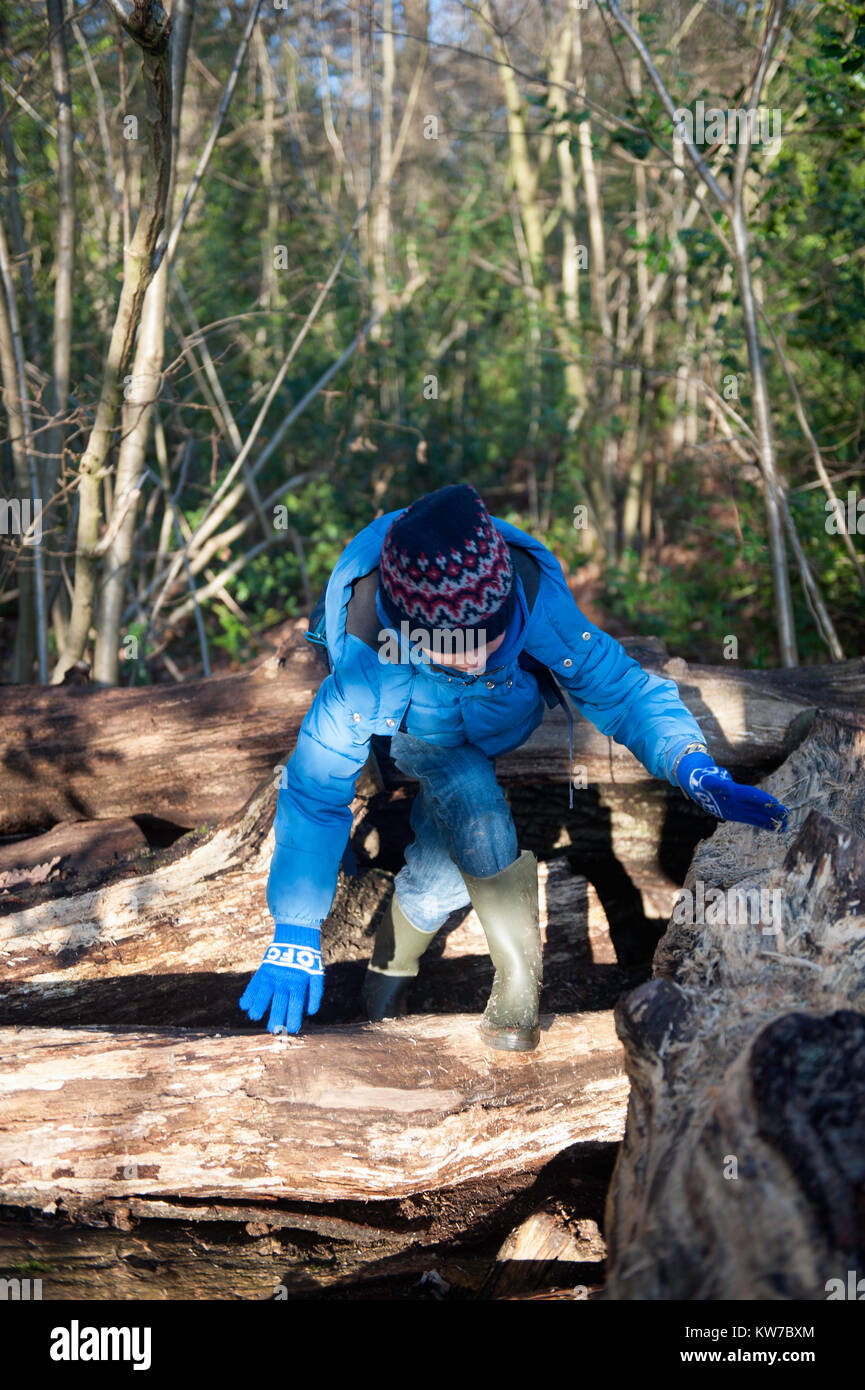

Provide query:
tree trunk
left=44, top=0, right=76, bottom=509
left=550, top=0, right=588, bottom=438
left=574, top=4, right=616, bottom=554
left=369, top=0, right=394, bottom=345
left=0, top=209, right=47, bottom=681
left=53, top=2, right=172, bottom=682
left=604, top=709, right=865, bottom=1300
left=92, top=1, right=194, bottom=686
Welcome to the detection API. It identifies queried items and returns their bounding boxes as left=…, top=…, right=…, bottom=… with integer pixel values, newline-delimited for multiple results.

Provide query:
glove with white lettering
left=676, top=750, right=789, bottom=832
left=239, top=925, right=324, bottom=1033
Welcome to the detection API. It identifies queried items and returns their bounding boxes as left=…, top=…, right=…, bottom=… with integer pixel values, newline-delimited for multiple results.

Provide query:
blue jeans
left=389, top=730, right=519, bottom=933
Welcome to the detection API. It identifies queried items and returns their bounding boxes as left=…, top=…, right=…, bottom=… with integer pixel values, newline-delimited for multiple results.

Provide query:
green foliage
left=3, top=0, right=864, bottom=681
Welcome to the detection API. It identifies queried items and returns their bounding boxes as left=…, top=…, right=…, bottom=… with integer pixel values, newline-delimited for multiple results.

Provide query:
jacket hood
left=323, top=509, right=562, bottom=667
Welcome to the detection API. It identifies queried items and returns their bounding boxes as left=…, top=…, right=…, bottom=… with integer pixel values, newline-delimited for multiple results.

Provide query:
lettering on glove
left=686, top=764, right=733, bottom=819
left=263, top=943, right=324, bottom=974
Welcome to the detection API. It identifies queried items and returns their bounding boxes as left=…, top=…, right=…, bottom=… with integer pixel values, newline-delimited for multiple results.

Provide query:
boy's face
left=421, top=629, right=506, bottom=673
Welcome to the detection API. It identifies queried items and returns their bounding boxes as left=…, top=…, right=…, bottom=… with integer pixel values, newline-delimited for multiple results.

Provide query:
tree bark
left=53, top=2, right=172, bottom=682
left=604, top=709, right=865, bottom=1299
left=0, top=1010, right=626, bottom=1206
left=92, top=1, right=195, bottom=686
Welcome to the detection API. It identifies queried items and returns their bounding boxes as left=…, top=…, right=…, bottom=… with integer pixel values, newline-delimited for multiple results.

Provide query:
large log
left=0, top=1137, right=618, bottom=1299
left=604, top=710, right=865, bottom=1301
left=1, top=624, right=861, bottom=834
left=0, top=817, right=148, bottom=887
left=0, top=1013, right=627, bottom=1207
left=0, top=805, right=629, bottom=1295
left=0, top=737, right=640, bottom=1025
left=0, top=626, right=322, bottom=835
left=0, top=783, right=635, bottom=1295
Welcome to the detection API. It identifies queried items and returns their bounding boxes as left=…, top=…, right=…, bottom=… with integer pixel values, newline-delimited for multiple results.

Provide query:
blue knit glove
left=239, top=925, right=323, bottom=1034
left=676, top=751, right=789, bottom=832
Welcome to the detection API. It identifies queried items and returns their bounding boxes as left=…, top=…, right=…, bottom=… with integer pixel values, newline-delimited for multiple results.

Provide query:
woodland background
left=1, top=0, right=864, bottom=685
left=2, top=1, right=865, bottom=1304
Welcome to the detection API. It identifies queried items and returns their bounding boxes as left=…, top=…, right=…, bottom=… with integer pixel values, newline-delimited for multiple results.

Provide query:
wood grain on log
left=0, top=1013, right=627, bottom=1206
left=604, top=711, right=865, bottom=1301
left=479, top=1203, right=606, bottom=1299
left=0, top=1138, right=618, bottom=1300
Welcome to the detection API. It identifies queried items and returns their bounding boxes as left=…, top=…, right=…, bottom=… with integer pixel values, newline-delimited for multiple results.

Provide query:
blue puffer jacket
left=267, top=511, right=708, bottom=928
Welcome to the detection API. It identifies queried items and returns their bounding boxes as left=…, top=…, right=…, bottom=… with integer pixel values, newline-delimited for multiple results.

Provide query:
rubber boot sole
left=480, top=1020, right=541, bottom=1052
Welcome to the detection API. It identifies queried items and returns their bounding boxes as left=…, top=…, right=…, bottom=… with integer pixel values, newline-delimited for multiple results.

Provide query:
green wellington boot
left=460, top=850, right=542, bottom=1052
left=362, top=893, right=437, bottom=1021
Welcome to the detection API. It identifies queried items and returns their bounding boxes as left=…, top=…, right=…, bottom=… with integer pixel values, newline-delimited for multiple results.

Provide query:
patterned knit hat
left=378, top=484, right=515, bottom=640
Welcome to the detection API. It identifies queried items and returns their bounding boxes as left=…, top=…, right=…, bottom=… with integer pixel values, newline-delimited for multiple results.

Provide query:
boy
left=240, top=484, right=788, bottom=1049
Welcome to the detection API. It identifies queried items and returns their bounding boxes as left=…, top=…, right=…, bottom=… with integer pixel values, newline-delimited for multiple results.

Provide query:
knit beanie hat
left=378, top=484, right=515, bottom=642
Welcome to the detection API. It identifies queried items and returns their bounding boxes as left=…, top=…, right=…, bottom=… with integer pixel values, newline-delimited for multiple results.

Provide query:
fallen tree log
left=0, top=626, right=322, bottom=836
left=0, top=1138, right=618, bottom=1299
left=0, top=817, right=148, bottom=888
left=1, top=623, right=861, bottom=834
left=604, top=710, right=865, bottom=1301
left=0, top=786, right=632, bottom=1294
left=0, top=1012, right=627, bottom=1206
left=0, top=738, right=637, bottom=1026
